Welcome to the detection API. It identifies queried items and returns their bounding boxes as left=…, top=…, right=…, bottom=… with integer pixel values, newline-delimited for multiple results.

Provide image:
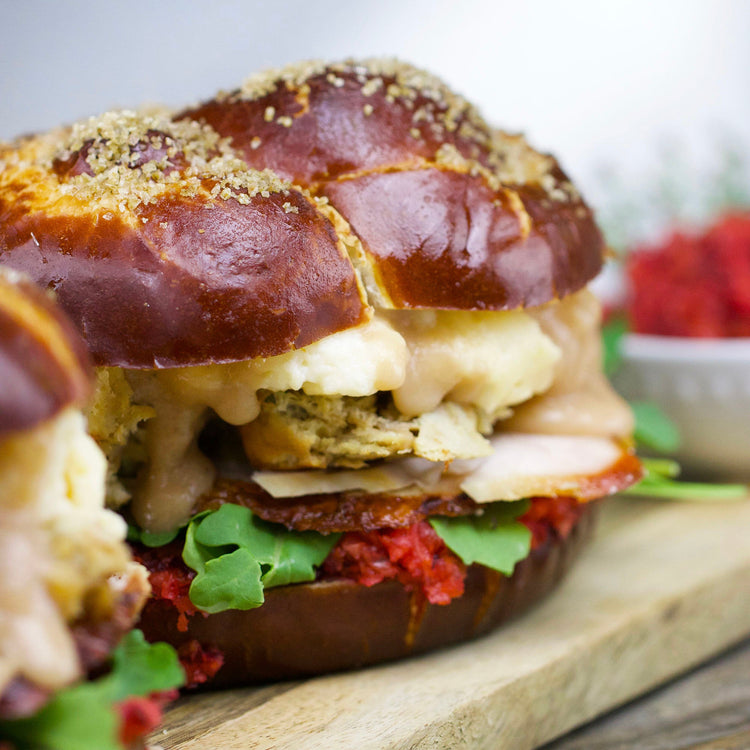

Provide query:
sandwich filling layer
left=90, top=288, right=634, bottom=534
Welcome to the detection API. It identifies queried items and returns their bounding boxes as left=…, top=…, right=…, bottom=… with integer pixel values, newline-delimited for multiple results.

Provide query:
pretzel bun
left=0, top=269, right=91, bottom=436
left=0, top=113, right=369, bottom=368
left=180, top=59, right=604, bottom=311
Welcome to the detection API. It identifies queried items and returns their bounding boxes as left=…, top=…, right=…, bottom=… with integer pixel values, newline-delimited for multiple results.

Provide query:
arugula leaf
left=626, top=457, right=747, bottom=501
left=602, top=316, right=628, bottom=376
left=189, top=548, right=264, bottom=613
left=636, top=457, right=681, bottom=478
left=182, top=511, right=220, bottom=574
left=127, top=523, right=180, bottom=547
left=0, top=682, right=119, bottom=750
left=191, top=503, right=260, bottom=549
left=140, top=529, right=180, bottom=547
left=0, top=630, right=183, bottom=750
left=429, top=500, right=531, bottom=575
left=631, top=401, right=681, bottom=452
left=259, top=528, right=338, bottom=588
left=107, top=629, right=184, bottom=700
left=182, top=504, right=340, bottom=612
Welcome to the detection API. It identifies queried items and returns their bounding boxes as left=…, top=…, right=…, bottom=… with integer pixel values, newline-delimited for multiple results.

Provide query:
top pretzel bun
left=0, top=59, right=603, bottom=372
left=0, top=113, right=369, bottom=369
left=0, top=269, right=91, bottom=437
left=179, top=58, right=604, bottom=310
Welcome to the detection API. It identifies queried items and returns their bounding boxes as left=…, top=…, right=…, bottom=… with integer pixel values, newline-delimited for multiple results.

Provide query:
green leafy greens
left=625, top=458, right=747, bottom=501
left=631, top=401, right=681, bottom=453
left=0, top=630, right=184, bottom=750
left=182, top=504, right=341, bottom=613
left=602, top=316, right=628, bottom=376
left=429, top=500, right=531, bottom=575
left=127, top=524, right=180, bottom=547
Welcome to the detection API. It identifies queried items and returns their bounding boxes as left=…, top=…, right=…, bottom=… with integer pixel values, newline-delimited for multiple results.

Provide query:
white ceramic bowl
left=614, top=334, right=750, bottom=482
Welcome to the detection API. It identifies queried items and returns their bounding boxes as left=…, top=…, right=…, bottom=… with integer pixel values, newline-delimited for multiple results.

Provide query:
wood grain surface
left=544, top=637, right=750, bottom=749
left=151, top=493, right=750, bottom=750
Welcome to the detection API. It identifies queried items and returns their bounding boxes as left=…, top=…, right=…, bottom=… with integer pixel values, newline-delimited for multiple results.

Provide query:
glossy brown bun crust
left=0, top=62, right=603, bottom=370
left=180, top=59, right=604, bottom=311
left=138, top=502, right=597, bottom=686
left=0, top=114, right=368, bottom=368
left=0, top=270, right=91, bottom=436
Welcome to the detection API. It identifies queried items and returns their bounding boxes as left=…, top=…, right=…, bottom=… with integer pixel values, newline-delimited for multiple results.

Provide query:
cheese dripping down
left=122, top=289, right=632, bottom=533
left=504, top=289, right=634, bottom=436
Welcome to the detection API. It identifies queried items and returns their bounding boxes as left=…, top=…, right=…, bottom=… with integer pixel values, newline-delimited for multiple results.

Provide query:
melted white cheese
left=156, top=316, right=409, bottom=426
left=148, top=306, right=560, bottom=426
left=127, top=306, right=562, bottom=531
left=383, top=308, right=561, bottom=418
left=505, top=290, right=635, bottom=437
left=123, top=290, right=635, bottom=532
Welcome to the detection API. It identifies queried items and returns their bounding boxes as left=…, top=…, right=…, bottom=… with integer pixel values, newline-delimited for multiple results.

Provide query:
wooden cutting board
left=151, top=493, right=750, bottom=750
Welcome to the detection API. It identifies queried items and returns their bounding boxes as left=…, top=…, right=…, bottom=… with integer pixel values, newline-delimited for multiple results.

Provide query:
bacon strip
left=198, top=451, right=641, bottom=534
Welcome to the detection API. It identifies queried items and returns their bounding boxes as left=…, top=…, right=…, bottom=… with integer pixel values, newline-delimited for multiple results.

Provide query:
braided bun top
left=0, top=61, right=604, bottom=371
left=0, top=111, right=369, bottom=368
left=181, top=59, right=604, bottom=310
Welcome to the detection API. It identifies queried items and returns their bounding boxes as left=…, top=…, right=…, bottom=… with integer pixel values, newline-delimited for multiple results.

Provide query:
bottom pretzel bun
left=136, top=501, right=598, bottom=686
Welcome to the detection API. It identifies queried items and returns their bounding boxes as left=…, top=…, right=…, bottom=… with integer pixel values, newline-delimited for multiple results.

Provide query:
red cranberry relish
left=627, top=212, right=750, bottom=337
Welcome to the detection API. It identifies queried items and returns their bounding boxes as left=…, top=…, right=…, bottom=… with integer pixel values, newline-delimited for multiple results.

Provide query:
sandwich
left=0, top=270, right=182, bottom=750
left=0, top=60, right=640, bottom=688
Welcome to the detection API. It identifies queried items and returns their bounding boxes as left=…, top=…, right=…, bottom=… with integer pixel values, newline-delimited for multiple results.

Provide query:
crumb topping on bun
left=0, top=110, right=370, bottom=368
left=182, top=58, right=603, bottom=312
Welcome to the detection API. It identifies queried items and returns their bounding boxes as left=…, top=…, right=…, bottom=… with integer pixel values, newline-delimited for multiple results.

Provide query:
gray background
left=2, top=0, right=748, bottom=216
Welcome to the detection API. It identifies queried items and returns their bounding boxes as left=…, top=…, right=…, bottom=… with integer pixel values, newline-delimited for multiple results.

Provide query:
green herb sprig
left=626, top=458, right=747, bottom=501
left=0, top=630, right=183, bottom=750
